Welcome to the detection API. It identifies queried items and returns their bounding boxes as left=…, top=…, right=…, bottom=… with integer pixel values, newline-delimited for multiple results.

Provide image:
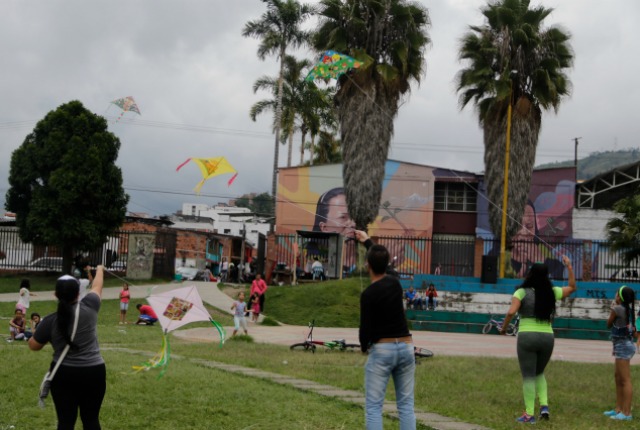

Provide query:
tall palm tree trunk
left=287, top=132, right=293, bottom=167
left=484, top=101, right=541, bottom=240
left=299, top=128, right=307, bottom=165
left=309, top=134, right=316, bottom=165
left=270, top=49, right=286, bottom=225
left=339, top=85, right=398, bottom=230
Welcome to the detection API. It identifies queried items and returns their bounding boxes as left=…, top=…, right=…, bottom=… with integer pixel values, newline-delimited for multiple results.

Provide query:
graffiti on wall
left=127, top=234, right=155, bottom=280
left=276, top=161, right=435, bottom=274
left=277, top=161, right=434, bottom=236
left=477, top=167, right=577, bottom=278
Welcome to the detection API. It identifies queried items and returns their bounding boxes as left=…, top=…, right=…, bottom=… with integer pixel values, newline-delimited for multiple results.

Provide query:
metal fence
left=274, top=234, right=476, bottom=278
left=274, top=233, right=635, bottom=282
left=0, top=227, right=176, bottom=278
left=482, top=238, right=631, bottom=282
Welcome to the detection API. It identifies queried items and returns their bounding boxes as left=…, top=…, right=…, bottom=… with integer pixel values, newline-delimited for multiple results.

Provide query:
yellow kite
left=176, top=157, right=238, bottom=194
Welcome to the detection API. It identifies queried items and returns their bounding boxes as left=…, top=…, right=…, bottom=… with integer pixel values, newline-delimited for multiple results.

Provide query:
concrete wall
left=572, top=208, right=614, bottom=240
left=403, top=274, right=639, bottom=321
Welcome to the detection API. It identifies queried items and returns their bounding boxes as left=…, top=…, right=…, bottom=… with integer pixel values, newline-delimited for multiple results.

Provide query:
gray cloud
left=1, top=0, right=638, bottom=216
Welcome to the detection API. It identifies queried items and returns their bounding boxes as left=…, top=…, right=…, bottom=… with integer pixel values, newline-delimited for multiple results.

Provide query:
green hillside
left=536, top=148, right=640, bottom=180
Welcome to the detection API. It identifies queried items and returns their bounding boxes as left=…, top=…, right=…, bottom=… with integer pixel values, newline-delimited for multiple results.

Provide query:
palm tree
left=306, top=129, right=342, bottom=165
left=606, top=195, right=640, bottom=265
left=312, top=0, right=431, bottom=230
left=299, top=85, right=337, bottom=165
left=456, top=0, right=573, bottom=240
left=280, top=56, right=312, bottom=167
left=250, top=55, right=320, bottom=167
left=243, top=0, right=314, bottom=209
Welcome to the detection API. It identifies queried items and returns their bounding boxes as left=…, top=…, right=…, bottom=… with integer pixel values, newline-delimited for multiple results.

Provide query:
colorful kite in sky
left=111, top=96, right=141, bottom=122
left=305, top=50, right=362, bottom=82
left=176, top=157, right=238, bottom=194
left=133, top=285, right=226, bottom=377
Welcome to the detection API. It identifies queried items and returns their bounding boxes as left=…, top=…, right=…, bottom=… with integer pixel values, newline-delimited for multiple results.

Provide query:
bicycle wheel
left=414, top=347, right=434, bottom=358
left=290, top=343, right=315, bottom=352
left=506, top=324, right=517, bottom=336
left=482, top=322, right=493, bottom=334
left=342, top=343, right=360, bottom=352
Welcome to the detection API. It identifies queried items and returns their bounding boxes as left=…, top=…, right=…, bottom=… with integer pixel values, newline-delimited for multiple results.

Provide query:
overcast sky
left=1, top=0, right=638, bottom=217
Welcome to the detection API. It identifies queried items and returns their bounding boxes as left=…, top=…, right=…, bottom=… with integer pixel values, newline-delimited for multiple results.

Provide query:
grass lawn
left=0, top=272, right=172, bottom=294
left=1, top=280, right=639, bottom=429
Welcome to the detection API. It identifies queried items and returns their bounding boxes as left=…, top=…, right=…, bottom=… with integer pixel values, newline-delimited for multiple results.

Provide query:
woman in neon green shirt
left=501, top=255, right=576, bottom=423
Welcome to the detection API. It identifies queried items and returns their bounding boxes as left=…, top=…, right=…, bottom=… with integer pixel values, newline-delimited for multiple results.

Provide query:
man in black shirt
left=355, top=230, right=416, bottom=430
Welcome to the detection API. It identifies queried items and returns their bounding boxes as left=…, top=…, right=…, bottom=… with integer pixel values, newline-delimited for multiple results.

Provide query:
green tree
left=243, top=0, right=314, bottom=212
left=606, top=195, right=640, bottom=265
left=303, top=86, right=337, bottom=166
left=313, top=0, right=431, bottom=230
left=305, top=130, right=342, bottom=166
left=456, top=0, right=573, bottom=239
left=250, top=55, right=322, bottom=168
left=5, top=100, right=129, bottom=273
left=235, top=192, right=274, bottom=217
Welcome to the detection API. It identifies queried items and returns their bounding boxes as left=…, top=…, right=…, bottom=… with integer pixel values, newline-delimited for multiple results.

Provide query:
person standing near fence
left=355, top=229, right=415, bottom=430
left=500, top=256, right=576, bottom=423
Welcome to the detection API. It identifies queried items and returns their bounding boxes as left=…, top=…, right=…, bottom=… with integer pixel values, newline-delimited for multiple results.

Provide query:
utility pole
left=573, top=137, right=582, bottom=182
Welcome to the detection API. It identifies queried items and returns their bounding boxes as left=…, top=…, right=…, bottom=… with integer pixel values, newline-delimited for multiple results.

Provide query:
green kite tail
left=132, top=330, right=171, bottom=379
left=210, top=319, right=226, bottom=347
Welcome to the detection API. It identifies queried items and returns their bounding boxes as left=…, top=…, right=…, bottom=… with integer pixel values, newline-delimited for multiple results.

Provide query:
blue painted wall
left=400, top=274, right=640, bottom=301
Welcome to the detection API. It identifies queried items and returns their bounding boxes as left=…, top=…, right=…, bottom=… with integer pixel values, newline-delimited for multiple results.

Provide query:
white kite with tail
left=133, top=285, right=226, bottom=377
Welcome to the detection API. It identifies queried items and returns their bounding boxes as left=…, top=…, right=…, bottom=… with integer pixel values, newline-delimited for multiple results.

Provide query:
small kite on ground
left=176, top=157, right=238, bottom=194
left=305, top=50, right=362, bottom=82
left=133, top=285, right=226, bottom=377
left=111, top=96, right=141, bottom=122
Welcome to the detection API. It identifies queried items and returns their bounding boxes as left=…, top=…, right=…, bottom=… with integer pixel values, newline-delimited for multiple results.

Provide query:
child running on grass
left=604, top=285, right=637, bottom=421
left=230, top=292, right=248, bottom=336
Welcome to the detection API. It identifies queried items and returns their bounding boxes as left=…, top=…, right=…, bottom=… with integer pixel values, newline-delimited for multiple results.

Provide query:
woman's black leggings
left=517, top=332, right=555, bottom=378
left=51, top=363, right=106, bottom=430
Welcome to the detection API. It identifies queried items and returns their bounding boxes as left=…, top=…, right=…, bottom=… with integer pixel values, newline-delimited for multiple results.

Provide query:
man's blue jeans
left=365, top=341, right=416, bottom=430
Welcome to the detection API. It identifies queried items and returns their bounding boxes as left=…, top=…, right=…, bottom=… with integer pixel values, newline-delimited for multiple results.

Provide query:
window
left=191, top=205, right=196, bottom=216
left=434, top=182, right=477, bottom=212
left=224, top=229, right=231, bottom=234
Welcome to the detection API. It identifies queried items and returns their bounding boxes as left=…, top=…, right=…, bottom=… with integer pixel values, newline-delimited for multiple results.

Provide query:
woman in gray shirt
left=29, top=266, right=105, bottom=430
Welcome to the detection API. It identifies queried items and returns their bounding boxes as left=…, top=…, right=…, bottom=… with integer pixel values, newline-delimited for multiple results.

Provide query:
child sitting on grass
left=8, top=309, right=26, bottom=342
left=24, top=312, right=41, bottom=340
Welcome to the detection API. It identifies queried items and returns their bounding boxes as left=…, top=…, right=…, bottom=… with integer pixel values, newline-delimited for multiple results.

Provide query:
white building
left=179, top=203, right=270, bottom=247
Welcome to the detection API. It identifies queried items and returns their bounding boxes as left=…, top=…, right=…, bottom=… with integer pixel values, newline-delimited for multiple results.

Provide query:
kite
left=111, top=96, right=141, bottom=122
left=305, top=50, right=362, bottom=82
left=133, top=285, right=226, bottom=377
left=176, top=157, right=238, bottom=194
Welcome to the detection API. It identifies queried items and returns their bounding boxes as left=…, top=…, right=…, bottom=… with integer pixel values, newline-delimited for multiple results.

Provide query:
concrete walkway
left=1, top=281, right=616, bottom=430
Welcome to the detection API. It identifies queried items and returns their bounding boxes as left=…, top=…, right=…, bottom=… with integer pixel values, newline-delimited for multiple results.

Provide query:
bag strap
left=47, top=302, right=80, bottom=381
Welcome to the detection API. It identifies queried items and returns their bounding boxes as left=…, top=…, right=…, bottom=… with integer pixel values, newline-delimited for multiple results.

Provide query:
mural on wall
left=276, top=161, right=435, bottom=274
left=477, top=167, right=577, bottom=278
left=127, top=233, right=155, bottom=279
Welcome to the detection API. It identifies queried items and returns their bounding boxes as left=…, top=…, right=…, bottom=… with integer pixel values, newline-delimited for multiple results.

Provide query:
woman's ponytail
left=55, top=275, right=80, bottom=348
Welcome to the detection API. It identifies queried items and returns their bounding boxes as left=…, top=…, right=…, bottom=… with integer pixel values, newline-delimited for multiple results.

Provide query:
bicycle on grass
left=414, top=346, right=434, bottom=359
left=482, top=314, right=518, bottom=336
left=290, top=320, right=360, bottom=353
